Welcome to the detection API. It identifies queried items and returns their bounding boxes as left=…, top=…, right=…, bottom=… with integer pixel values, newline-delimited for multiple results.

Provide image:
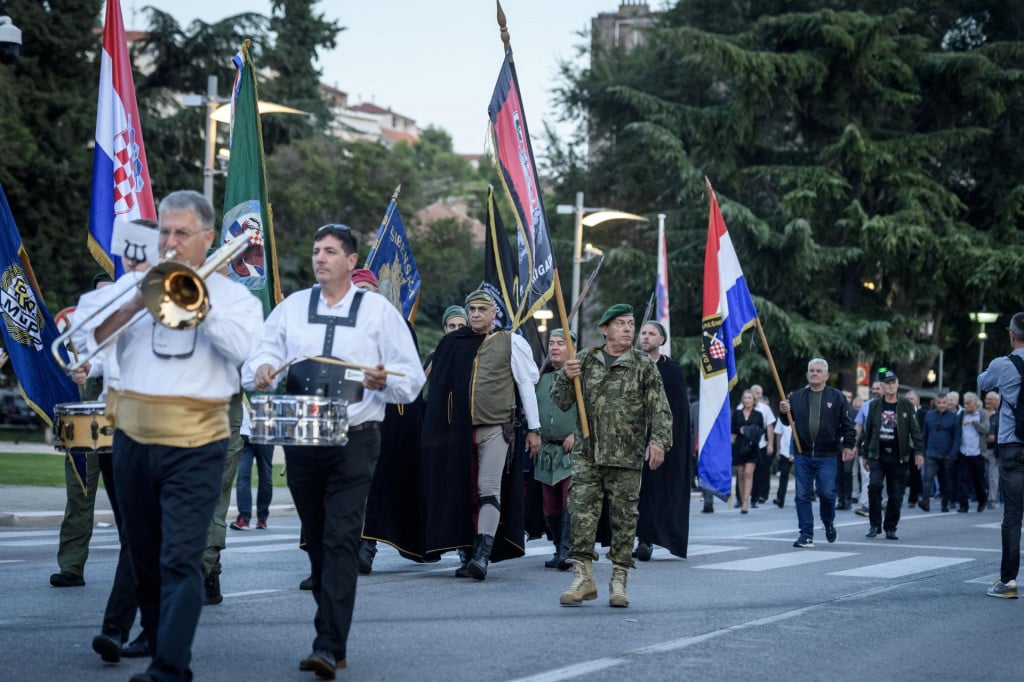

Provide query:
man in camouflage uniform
left=552, top=303, right=672, bottom=607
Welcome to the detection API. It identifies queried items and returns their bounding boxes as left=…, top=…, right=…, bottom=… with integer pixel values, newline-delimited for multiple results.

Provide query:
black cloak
left=636, top=354, right=692, bottom=557
left=420, top=326, right=525, bottom=563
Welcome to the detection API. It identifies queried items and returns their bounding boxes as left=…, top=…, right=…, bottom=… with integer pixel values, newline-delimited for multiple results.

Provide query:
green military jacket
left=863, top=396, right=923, bottom=463
left=551, top=345, right=672, bottom=470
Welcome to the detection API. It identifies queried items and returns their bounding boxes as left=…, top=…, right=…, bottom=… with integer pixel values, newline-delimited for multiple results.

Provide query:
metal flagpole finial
left=391, top=184, right=402, bottom=202
left=497, top=0, right=511, bottom=56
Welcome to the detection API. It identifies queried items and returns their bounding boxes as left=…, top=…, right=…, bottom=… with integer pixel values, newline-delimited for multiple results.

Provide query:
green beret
left=443, top=305, right=467, bottom=325
left=549, top=327, right=577, bottom=344
left=464, top=289, right=495, bottom=306
left=598, top=303, right=634, bottom=326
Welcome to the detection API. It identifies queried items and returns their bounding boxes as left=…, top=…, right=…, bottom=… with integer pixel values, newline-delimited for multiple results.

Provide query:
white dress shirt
left=76, top=271, right=263, bottom=400
left=241, top=285, right=426, bottom=426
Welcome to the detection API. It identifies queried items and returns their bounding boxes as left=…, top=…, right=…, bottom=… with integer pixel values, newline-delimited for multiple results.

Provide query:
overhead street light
left=555, top=192, right=648, bottom=334
left=969, top=311, right=999, bottom=376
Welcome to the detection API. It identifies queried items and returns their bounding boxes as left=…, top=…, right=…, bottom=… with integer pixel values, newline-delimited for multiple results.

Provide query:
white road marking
left=830, top=555, right=973, bottom=578
left=697, top=550, right=855, bottom=572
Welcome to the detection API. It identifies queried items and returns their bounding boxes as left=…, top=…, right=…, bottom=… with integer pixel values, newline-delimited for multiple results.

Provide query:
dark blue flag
left=364, top=191, right=421, bottom=321
left=0, top=181, right=81, bottom=429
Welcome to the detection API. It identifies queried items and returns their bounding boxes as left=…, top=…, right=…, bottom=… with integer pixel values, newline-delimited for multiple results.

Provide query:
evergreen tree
left=553, top=0, right=1024, bottom=392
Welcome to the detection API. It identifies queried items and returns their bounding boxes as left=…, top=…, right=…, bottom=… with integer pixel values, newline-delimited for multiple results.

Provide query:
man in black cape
left=635, top=322, right=691, bottom=559
left=420, top=290, right=541, bottom=578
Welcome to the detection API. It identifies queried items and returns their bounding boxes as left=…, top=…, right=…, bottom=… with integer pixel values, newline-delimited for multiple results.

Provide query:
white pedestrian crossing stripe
left=697, top=550, right=855, bottom=572
left=829, top=555, right=973, bottom=578
left=687, top=544, right=746, bottom=557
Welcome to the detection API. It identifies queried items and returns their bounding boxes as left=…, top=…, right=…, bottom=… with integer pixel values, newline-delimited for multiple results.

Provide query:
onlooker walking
left=230, top=407, right=274, bottom=531
left=957, top=392, right=989, bottom=513
left=983, top=391, right=1001, bottom=509
left=978, top=312, right=1024, bottom=598
left=779, top=358, right=856, bottom=548
left=920, top=393, right=961, bottom=512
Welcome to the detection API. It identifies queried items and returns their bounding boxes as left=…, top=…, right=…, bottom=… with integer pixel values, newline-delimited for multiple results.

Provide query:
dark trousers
left=998, top=444, right=1024, bottom=583
left=775, top=456, right=793, bottom=504
left=906, top=457, right=922, bottom=504
left=95, top=451, right=140, bottom=643
left=958, top=455, right=987, bottom=509
left=286, top=426, right=381, bottom=661
left=236, top=436, right=274, bottom=522
left=113, top=432, right=227, bottom=682
left=752, top=447, right=771, bottom=501
left=836, top=452, right=854, bottom=504
left=868, top=457, right=906, bottom=531
left=923, top=458, right=953, bottom=507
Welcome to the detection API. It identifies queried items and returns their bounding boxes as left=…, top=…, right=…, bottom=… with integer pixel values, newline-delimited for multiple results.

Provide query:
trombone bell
left=141, top=263, right=210, bottom=330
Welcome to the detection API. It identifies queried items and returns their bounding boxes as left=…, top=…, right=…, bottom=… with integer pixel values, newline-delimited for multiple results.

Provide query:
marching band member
left=242, top=224, right=424, bottom=680
left=77, top=190, right=263, bottom=682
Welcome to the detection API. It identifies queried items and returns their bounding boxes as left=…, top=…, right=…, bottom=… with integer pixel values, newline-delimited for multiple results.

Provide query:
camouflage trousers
left=567, top=459, right=641, bottom=568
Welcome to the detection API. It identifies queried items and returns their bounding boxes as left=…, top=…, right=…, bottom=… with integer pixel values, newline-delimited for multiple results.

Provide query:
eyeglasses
left=314, top=224, right=357, bottom=252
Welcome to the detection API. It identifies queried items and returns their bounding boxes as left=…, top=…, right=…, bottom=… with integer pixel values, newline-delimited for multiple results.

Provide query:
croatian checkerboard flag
left=698, top=180, right=759, bottom=500
left=88, top=0, right=156, bottom=279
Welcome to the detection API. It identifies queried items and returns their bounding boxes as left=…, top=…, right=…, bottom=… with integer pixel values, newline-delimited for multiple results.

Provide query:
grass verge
left=0, top=452, right=288, bottom=488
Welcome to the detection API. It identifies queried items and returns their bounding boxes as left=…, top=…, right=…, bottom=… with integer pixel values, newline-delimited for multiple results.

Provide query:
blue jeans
left=236, top=436, right=274, bottom=522
left=794, top=454, right=837, bottom=539
left=997, top=444, right=1024, bottom=583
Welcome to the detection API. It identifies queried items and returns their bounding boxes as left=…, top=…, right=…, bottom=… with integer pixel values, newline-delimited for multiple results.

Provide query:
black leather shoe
left=941, top=503, right=950, bottom=512
left=865, top=526, right=881, bottom=538
left=918, top=500, right=930, bottom=512
left=634, top=542, right=653, bottom=562
left=92, top=633, right=122, bottom=663
left=885, top=530, right=898, bottom=540
left=299, top=575, right=315, bottom=590
left=701, top=501, right=714, bottom=513
left=825, top=523, right=837, bottom=543
left=203, top=572, right=222, bottom=605
left=957, top=506, right=969, bottom=513
left=49, top=571, right=84, bottom=587
left=358, top=540, right=377, bottom=575
left=121, top=633, right=150, bottom=658
left=299, top=649, right=337, bottom=680
left=773, top=498, right=784, bottom=508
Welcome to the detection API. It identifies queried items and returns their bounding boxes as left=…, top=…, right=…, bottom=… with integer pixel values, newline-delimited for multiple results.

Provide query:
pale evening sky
left=130, top=0, right=644, bottom=154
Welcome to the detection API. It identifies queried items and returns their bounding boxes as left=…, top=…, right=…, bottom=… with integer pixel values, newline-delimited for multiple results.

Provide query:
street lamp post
left=556, top=192, right=647, bottom=333
left=969, top=311, right=999, bottom=376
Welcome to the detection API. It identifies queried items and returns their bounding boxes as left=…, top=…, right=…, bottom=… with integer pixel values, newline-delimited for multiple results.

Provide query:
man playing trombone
left=74, top=190, right=263, bottom=682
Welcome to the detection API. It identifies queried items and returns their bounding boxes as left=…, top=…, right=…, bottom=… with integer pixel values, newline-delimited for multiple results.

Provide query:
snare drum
left=53, top=401, right=113, bottom=452
left=249, top=395, right=349, bottom=446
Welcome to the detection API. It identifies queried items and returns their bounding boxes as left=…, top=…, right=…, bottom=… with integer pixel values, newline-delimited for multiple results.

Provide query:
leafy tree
left=260, top=0, right=342, bottom=149
left=552, top=0, right=1024, bottom=394
left=0, top=0, right=104, bottom=309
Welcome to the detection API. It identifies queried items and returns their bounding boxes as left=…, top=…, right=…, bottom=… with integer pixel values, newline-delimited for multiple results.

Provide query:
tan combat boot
left=559, top=559, right=597, bottom=606
left=608, top=564, right=629, bottom=607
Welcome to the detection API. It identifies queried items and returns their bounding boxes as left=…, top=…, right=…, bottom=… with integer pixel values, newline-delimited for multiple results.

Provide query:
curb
left=0, top=504, right=299, bottom=528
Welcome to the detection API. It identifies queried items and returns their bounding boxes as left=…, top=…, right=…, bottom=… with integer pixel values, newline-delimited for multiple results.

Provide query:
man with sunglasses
left=76, top=190, right=264, bottom=682
left=244, top=224, right=425, bottom=679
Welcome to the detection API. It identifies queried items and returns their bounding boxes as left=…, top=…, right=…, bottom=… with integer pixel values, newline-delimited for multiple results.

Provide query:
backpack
left=1006, top=355, right=1024, bottom=442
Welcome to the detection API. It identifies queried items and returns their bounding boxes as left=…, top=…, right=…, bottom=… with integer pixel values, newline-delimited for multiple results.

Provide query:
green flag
left=219, top=40, right=282, bottom=317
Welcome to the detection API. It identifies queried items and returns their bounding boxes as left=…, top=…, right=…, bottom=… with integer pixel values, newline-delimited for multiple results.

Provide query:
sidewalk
left=0, top=441, right=295, bottom=528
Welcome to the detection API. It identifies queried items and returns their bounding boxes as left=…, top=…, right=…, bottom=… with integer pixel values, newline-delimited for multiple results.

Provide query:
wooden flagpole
left=754, top=318, right=801, bottom=453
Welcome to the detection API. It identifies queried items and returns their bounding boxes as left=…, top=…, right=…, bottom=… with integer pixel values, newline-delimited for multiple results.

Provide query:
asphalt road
left=0, top=499, right=1020, bottom=681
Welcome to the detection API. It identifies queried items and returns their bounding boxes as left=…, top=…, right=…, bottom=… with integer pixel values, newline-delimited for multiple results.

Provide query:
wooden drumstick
left=268, top=357, right=299, bottom=381
left=305, top=355, right=406, bottom=377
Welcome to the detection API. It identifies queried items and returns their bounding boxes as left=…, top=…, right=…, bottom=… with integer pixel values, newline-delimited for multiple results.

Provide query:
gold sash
left=107, top=388, right=231, bottom=447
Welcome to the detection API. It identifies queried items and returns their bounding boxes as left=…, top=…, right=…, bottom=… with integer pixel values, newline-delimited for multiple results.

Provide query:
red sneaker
left=255, top=520, right=268, bottom=530
left=229, top=516, right=250, bottom=531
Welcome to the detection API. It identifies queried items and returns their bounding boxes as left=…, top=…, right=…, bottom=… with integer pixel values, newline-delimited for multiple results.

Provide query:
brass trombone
left=51, top=228, right=257, bottom=373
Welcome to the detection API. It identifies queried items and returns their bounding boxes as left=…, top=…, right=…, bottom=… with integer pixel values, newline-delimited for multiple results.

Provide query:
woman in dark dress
left=732, top=390, right=764, bottom=514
